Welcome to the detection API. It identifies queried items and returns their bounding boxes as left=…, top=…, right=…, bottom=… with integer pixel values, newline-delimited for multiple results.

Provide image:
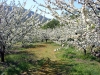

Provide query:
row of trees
left=33, top=0, right=100, bottom=55
left=0, top=0, right=100, bottom=62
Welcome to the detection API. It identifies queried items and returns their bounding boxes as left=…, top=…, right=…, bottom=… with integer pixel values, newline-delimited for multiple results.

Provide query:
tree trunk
left=0, top=51, right=4, bottom=62
left=46, top=39, right=48, bottom=42
left=83, top=49, right=86, bottom=55
left=41, top=39, right=44, bottom=42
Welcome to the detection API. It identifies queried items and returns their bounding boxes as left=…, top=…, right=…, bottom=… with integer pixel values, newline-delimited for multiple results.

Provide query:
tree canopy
left=41, top=19, right=60, bottom=29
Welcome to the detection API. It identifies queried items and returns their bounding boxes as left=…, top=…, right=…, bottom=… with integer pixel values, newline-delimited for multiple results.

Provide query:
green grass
left=56, top=46, right=98, bottom=61
left=70, top=63, right=100, bottom=75
left=56, top=46, right=78, bottom=59
left=55, top=46, right=100, bottom=75
left=0, top=51, right=35, bottom=75
left=0, top=42, right=100, bottom=75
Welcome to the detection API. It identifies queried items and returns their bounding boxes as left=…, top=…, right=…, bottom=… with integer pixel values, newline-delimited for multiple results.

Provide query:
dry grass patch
left=26, top=43, right=60, bottom=60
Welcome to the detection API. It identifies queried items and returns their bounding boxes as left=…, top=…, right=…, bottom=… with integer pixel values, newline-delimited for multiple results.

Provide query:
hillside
left=27, top=10, right=49, bottom=23
left=3, top=6, right=49, bottom=23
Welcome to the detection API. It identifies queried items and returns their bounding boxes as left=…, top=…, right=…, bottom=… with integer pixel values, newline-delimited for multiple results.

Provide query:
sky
left=5, top=0, right=82, bottom=19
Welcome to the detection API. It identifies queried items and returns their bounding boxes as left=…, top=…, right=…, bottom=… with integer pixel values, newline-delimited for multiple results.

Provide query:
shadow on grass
left=22, top=44, right=46, bottom=49
left=0, top=53, right=73, bottom=75
left=26, top=58, right=73, bottom=75
left=45, top=41, right=54, bottom=44
left=0, top=50, right=38, bottom=75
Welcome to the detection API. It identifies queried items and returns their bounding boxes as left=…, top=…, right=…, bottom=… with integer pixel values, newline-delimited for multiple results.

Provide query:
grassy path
left=1, top=42, right=100, bottom=75
left=26, top=42, right=60, bottom=61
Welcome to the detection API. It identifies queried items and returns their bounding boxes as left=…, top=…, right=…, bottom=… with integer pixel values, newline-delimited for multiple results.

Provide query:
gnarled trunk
left=0, top=42, right=5, bottom=62
left=0, top=51, right=4, bottom=62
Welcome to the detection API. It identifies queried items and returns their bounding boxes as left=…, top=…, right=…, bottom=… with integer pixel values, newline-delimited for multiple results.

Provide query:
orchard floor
left=26, top=42, right=60, bottom=61
left=0, top=42, right=100, bottom=75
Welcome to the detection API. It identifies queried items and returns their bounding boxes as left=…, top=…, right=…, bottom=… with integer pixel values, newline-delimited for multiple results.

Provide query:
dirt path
left=26, top=43, right=60, bottom=61
left=23, top=43, right=70, bottom=75
left=3, top=42, right=69, bottom=75
left=3, top=42, right=100, bottom=75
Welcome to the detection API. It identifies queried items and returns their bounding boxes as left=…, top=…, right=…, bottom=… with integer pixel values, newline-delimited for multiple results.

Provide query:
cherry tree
left=33, top=0, right=100, bottom=55
left=0, top=0, right=45, bottom=62
left=75, top=0, right=100, bottom=54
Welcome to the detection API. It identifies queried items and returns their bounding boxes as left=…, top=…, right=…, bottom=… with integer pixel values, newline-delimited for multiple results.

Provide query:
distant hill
left=3, top=6, right=49, bottom=23
left=27, top=10, right=49, bottom=23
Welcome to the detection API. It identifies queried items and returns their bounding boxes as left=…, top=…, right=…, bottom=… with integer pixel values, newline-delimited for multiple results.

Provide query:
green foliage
left=88, top=24, right=95, bottom=30
left=67, top=38, right=74, bottom=41
left=41, top=19, right=60, bottom=29
left=91, top=24, right=95, bottom=29
left=69, top=14, right=80, bottom=19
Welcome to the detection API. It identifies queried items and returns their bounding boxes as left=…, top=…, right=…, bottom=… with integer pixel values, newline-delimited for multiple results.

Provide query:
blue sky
left=6, top=0, right=82, bottom=19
